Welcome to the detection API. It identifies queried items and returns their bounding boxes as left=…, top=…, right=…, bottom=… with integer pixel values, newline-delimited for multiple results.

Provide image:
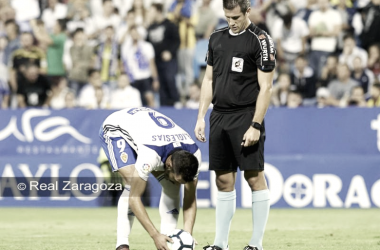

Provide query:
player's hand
left=194, top=119, right=206, bottom=142
left=241, top=126, right=260, bottom=147
left=152, top=233, right=173, bottom=250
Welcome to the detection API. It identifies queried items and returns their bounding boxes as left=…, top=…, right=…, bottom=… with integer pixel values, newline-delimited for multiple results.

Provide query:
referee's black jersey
left=206, top=23, right=276, bottom=111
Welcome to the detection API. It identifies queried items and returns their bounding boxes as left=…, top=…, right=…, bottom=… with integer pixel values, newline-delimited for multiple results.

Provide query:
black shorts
left=209, top=109, right=265, bottom=172
left=131, top=78, right=153, bottom=95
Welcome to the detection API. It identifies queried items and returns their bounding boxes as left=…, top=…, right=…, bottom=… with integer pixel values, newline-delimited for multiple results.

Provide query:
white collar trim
left=229, top=21, right=251, bottom=36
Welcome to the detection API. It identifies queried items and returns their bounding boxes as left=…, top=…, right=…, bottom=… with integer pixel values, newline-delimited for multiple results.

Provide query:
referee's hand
left=194, top=119, right=206, bottom=142
left=241, top=127, right=260, bottom=147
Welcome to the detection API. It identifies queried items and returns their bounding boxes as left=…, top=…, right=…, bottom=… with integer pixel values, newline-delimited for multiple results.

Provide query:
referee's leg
left=213, top=171, right=236, bottom=250
left=244, top=170, right=270, bottom=250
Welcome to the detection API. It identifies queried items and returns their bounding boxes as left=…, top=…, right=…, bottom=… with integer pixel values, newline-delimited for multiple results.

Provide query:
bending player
left=99, top=107, right=200, bottom=250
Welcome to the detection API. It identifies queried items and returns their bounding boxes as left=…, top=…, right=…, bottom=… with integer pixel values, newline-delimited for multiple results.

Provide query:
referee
left=194, top=0, right=276, bottom=250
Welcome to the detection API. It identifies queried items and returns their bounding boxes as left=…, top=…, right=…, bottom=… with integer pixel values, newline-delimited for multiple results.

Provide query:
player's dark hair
left=223, top=0, right=250, bottom=14
left=172, top=150, right=199, bottom=183
left=151, top=3, right=164, bottom=13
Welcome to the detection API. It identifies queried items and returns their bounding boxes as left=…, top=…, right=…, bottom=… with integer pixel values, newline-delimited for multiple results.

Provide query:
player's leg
left=206, top=111, right=238, bottom=250
left=99, top=127, right=138, bottom=250
left=117, top=166, right=137, bottom=250
left=151, top=171, right=181, bottom=235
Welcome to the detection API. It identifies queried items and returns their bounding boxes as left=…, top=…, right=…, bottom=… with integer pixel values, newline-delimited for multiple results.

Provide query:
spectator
left=49, top=77, right=70, bottom=109
left=334, top=0, right=356, bottom=50
left=66, top=0, right=91, bottom=21
left=94, top=87, right=108, bottom=109
left=0, top=5, right=16, bottom=29
left=117, top=9, right=147, bottom=45
left=9, top=32, right=47, bottom=93
left=194, top=0, right=218, bottom=40
left=347, top=85, right=367, bottom=107
left=263, top=0, right=296, bottom=35
left=315, top=87, right=332, bottom=108
left=31, top=19, right=67, bottom=83
left=319, top=54, right=338, bottom=87
left=328, top=63, right=358, bottom=106
left=67, top=28, right=93, bottom=95
left=78, top=69, right=109, bottom=109
left=296, top=0, right=319, bottom=23
left=168, top=0, right=197, bottom=102
left=94, top=26, right=119, bottom=87
left=286, top=90, right=303, bottom=108
left=41, top=0, right=68, bottom=32
left=185, top=83, right=202, bottom=109
left=367, top=44, right=380, bottom=79
left=339, top=34, right=368, bottom=70
left=121, top=25, right=158, bottom=107
left=249, top=8, right=270, bottom=34
left=130, top=0, right=148, bottom=27
left=16, top=64, right=50, bottom=108
left=66, top=0, right=93, bottom=35
left=11, top=0, right=40, bottom=22
left=64, top=89, right=77, bottom=108
left=3, top=19, right=20, bottom=65
left=90, top=0, right=121, bottom=39
left=271, top=73, right=293, bottom=107
left=351, top=56, right=375, bottom=94
left=0, top=36, right=7, bottom=66
left=291, top=55, right=317, bottom=100
left=367, top=82, right=380, bottom=107
left=109, top=72, right=142, bottom=109
left=272, top=11, right=309, bottom=68
left=0, top=62, right=9, bottom=109
left=360, top=0, right=380, bottom=50
left=308, top=0, right=342, bottom=77
left=147, top=3, right=180, bottom=106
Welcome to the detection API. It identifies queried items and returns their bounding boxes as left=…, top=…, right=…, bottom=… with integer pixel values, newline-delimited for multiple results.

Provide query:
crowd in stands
left=0, top=0, right=379, bottom=110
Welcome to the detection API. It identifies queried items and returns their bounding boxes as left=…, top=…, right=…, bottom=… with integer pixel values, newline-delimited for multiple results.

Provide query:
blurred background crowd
left=0, top=0, right=379, bottom=110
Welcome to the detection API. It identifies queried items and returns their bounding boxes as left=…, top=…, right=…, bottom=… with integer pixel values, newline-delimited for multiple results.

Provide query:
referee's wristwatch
left=251, top=122, right=262, bottom=131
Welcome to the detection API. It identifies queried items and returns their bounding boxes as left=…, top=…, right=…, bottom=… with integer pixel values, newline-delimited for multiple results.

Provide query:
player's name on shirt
left=151, top=133, right=192, bottom=142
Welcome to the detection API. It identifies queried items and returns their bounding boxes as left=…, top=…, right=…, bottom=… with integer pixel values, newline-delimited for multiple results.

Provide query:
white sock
left=249, top=189, right=270, bottom=250
left=116, top=185, right=135, bottom=248
left=158, top=174, right=180, bottom=235
left=214, top=190, right=236, bottom=249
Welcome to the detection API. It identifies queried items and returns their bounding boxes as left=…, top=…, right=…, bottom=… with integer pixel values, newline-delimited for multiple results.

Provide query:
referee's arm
left=195, top=65, right=213, bottom=142
left=242, top=69, right=274, bottom=147
left=253, top=69, right=274, bottom=124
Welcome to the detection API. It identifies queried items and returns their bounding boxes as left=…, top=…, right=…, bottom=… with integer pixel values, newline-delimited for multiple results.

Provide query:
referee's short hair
left=223, top=0, right=251, bottom=14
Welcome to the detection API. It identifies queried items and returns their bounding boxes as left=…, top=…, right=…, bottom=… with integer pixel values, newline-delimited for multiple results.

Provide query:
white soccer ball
left=167, top=229, right=195, bottom=250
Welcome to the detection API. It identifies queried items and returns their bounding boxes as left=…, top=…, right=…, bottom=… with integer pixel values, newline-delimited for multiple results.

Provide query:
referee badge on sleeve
left=231, top=57, right=244, bottom=72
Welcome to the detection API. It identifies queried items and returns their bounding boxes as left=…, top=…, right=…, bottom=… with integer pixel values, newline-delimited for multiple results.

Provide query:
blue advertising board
left=0, top=108, right=379, bottom=208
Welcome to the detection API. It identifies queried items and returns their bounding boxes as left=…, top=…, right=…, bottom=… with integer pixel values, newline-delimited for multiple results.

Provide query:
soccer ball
left=167, top=229, right=195, bottom=250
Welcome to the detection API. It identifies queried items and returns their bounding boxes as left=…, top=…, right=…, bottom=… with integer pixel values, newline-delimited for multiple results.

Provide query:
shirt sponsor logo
left=120, top=152, right=128, bottom=163
left=231, top=57, right=244, bottom=72
left=261, top=39, right=268, bottom=61
left=142, top=164, right=151, bottom=173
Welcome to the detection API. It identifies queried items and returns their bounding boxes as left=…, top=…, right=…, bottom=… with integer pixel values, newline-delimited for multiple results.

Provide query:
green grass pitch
left=0, top=208, right=379, bottom=250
